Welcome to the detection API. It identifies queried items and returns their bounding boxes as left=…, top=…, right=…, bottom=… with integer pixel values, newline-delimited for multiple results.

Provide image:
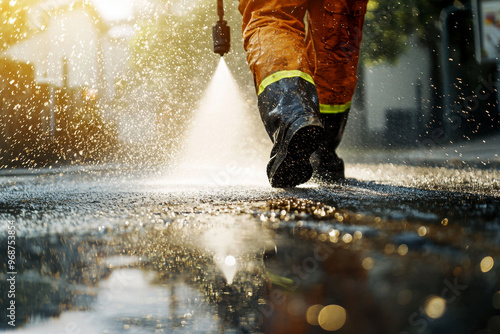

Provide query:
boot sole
left=267, top=120, right=324, bottom=188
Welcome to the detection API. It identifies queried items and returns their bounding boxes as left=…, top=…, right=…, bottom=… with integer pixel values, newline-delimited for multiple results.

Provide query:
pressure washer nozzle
left=213, top=20, right=230, bottom=57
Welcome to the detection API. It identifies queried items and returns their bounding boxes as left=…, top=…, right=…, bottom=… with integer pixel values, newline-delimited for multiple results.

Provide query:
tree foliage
left=362, top=0, right=457, bottom=64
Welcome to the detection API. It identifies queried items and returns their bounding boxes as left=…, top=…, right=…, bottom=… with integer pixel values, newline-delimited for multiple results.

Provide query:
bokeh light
left=384, top=243, right=395, bottom=254
left=362, top=257, right=374, bottom=270
left=342, top=233, right=353, bottom=243
left=424, top=296, right=446, bottom=319
left=318, top=305, right=347, bottom=331
left=480, top=256, right=494, bottom=273
left=306, top=304, right=323, bottom=326
left=397, top=244, right=408, bottom=256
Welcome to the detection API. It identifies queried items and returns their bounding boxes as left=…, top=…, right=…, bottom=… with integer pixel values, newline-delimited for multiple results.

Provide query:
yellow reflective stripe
left=258, top=70, right=315, bottom=96
left=319, top=101, right=352, bottom=114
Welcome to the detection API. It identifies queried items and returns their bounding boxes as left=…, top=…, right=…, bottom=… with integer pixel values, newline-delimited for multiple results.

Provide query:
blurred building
left=363, top=36, right=432, bottom=146
left=0, top=0, right=135, bottom=166
left=347, top=4, right=500, bottom=148
left=0, top=59, right=39, bottom=161
left=1, top=0, right=133, bottom=119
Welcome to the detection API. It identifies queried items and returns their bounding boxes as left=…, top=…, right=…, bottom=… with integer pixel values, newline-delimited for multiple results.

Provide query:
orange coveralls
left=239, top=0, right=368, bottom=115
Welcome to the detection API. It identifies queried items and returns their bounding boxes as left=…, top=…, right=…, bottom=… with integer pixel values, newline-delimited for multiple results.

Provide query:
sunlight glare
left=91, top=0, right=135, bottom=21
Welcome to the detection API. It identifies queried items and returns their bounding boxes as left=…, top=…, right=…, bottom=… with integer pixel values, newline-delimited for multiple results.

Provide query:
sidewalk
left=340, top=133, right=500, bottom=169
left=403, top=134, right=499, bottom=167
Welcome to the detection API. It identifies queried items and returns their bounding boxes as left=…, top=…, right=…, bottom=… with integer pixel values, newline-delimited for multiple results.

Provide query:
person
left=239, top=0, right=368, bottom=188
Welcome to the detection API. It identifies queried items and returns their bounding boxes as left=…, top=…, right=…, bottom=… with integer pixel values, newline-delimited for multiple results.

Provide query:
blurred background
left=1, top=0, right=499, bottom=169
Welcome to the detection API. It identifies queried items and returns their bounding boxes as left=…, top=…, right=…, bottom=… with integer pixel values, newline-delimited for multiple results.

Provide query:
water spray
left=212, top=0, right=230, bottom=57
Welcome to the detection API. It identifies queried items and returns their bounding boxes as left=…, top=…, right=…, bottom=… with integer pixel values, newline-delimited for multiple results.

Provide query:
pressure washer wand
left=212, top=0, right=230, bottom=56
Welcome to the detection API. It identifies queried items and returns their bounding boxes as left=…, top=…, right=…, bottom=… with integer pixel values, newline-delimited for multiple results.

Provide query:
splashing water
left=165, top=58, right=269, bottom=186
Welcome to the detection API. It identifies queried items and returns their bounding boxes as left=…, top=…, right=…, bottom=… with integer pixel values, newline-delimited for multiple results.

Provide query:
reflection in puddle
left=201, top=217, right=274, bottom=285
left=19, top=269, right=217, bottom=333
left=2, top=196, right=500, bottom=334
left=214, top=254, right=238, bottom=285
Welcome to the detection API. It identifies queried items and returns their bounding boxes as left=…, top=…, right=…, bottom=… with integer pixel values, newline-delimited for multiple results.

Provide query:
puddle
left=18, top=269, right=217, bottom=334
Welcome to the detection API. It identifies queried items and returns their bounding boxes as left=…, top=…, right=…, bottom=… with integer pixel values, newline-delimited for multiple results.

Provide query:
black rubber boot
left=311, top=111, right=349, bottom=183
left=258, top=77, right=325, bottom=188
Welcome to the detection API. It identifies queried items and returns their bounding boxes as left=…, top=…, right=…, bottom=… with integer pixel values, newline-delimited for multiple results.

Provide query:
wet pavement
left=0, top=159, right=499, bottom=334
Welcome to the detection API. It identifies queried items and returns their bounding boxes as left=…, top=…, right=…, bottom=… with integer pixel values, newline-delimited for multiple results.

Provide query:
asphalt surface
left=0, top=145, right=499, bottom=334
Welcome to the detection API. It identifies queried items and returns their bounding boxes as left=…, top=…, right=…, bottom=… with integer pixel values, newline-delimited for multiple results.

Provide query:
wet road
left=0, top=162, right=499, bottom=334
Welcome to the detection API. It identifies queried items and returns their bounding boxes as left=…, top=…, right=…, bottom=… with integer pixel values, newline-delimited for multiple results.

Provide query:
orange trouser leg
left=307, top=0, right=368, bottom=114
left=239, top=0, right=311, bottom=91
